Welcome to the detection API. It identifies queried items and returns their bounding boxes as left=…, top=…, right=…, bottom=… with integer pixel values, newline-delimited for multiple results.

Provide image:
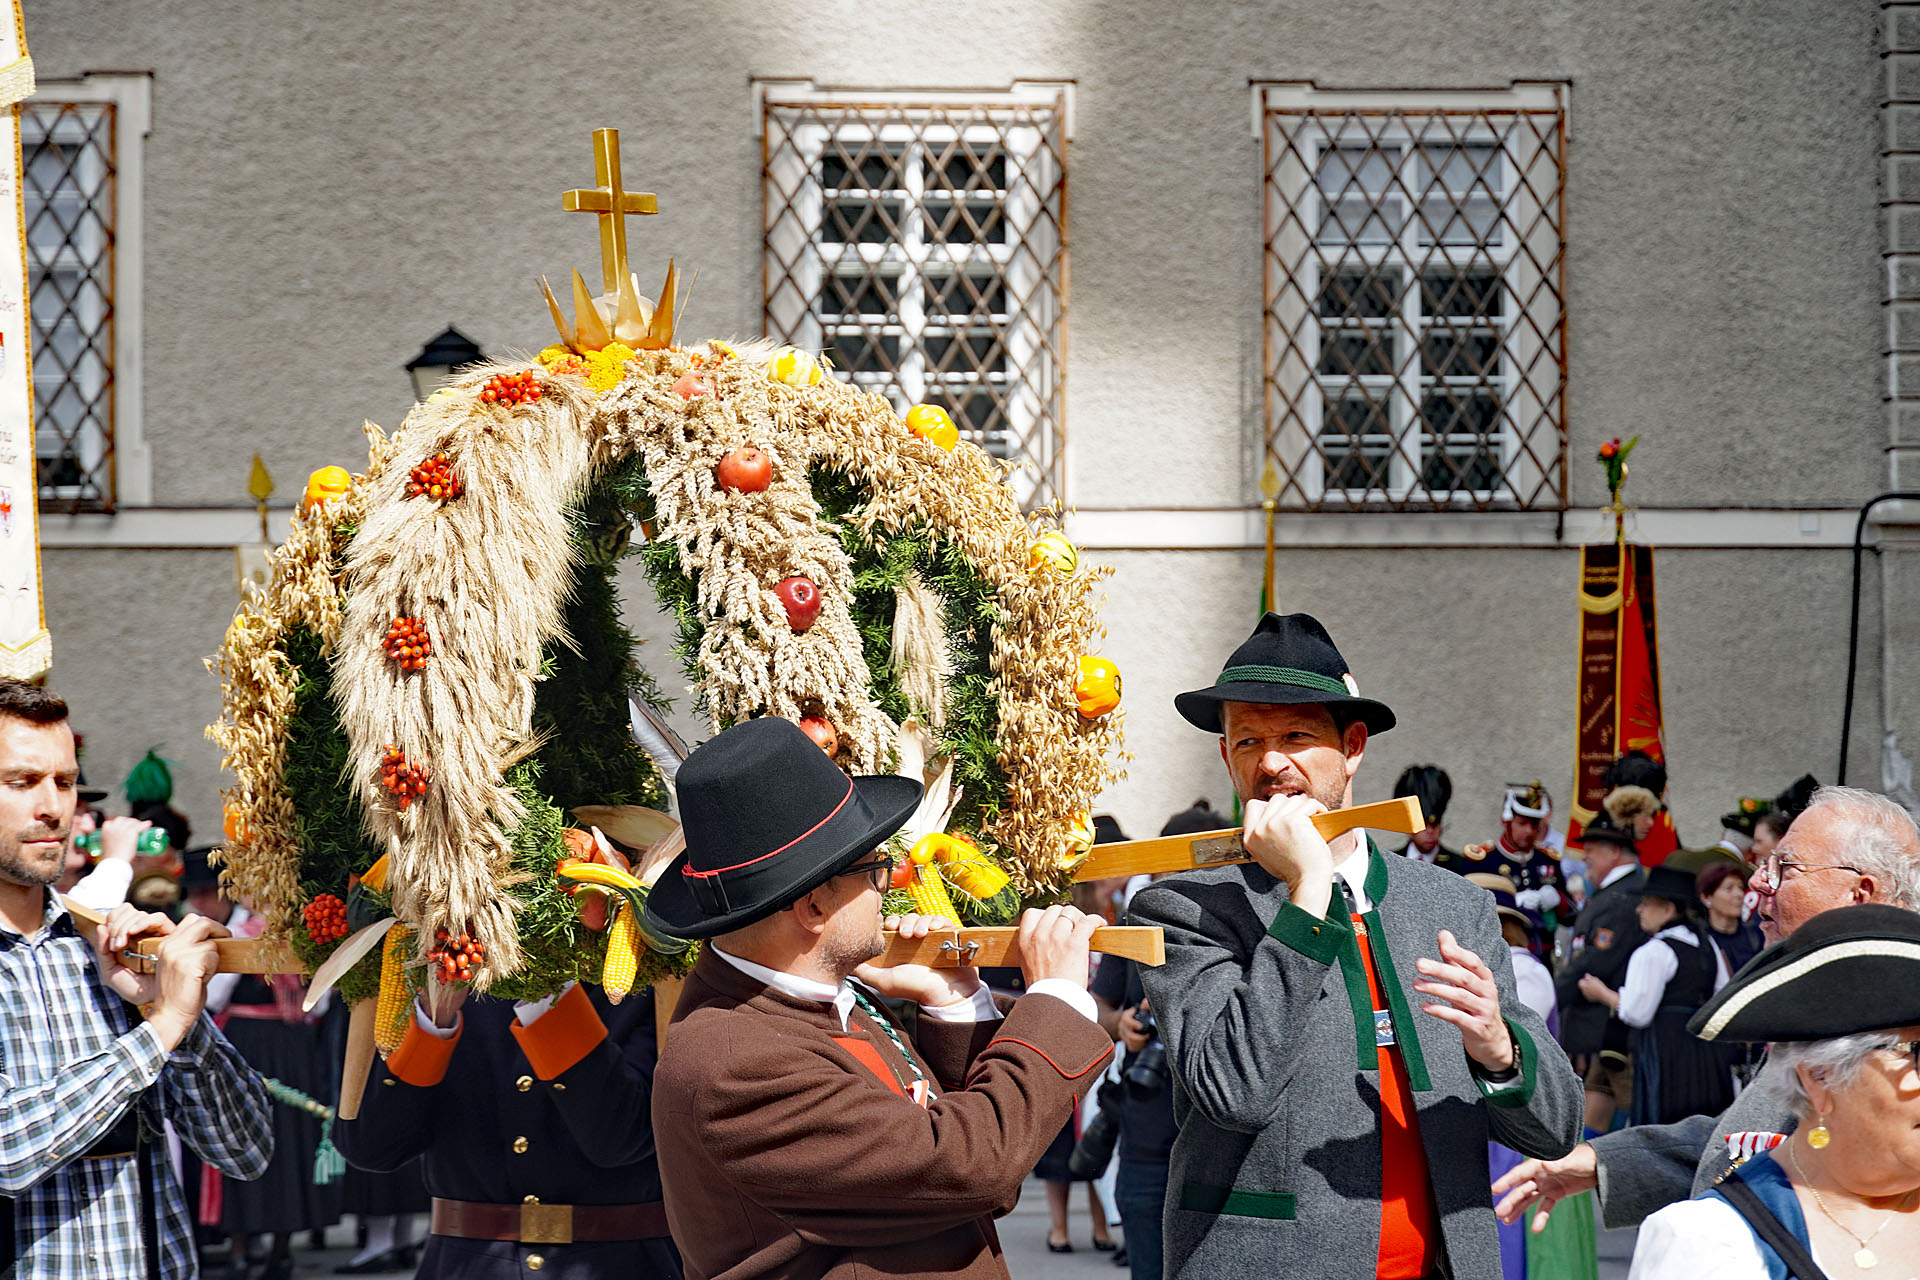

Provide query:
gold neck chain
left=1782, top=1139, right=1911, bottom=1270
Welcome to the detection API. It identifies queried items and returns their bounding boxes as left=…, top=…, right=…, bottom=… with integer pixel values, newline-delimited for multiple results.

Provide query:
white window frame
left=756, top=80, right=1071, bottom=511
left=22, top=73, right=152, bottom=509
left=1258, top=82, right=1567, bottom=511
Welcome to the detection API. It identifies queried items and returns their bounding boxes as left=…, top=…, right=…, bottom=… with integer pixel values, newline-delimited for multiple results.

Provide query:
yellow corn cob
left=373, top=925, right=411, bottom=1054
left=905, top=863, right=959, bottom=923
left=602, top=905, right=640, bottom=1005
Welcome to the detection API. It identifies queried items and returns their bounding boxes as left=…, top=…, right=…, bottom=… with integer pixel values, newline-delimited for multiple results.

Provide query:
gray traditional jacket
left=1590, top=1078, right=1797, bottom=1229
left=1131, top=840, right=1583, bottom=1280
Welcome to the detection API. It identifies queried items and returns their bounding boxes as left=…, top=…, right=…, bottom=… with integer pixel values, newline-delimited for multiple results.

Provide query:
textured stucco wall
left=20, top=0, right=1896, bottom=847
left=40, top=549, right=236, bottom=843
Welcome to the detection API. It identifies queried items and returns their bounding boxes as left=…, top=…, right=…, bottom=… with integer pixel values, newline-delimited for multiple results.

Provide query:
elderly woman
left=1628, top=904, right=1920, bottom=1278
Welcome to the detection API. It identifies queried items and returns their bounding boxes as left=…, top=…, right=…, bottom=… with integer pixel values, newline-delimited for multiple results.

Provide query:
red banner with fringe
left=1567, top=542, right=1677, bottom=865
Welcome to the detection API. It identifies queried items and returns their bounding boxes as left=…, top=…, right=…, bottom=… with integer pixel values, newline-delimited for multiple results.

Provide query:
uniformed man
left=1552, top=796, right=1646, bottom=1138
left=332, top=982, right=682, bottom=1280
left=1712, top=797, right=1771, bottom=862
left=1463, top=783, right=1573, bottom=942
left=1392, top=765, right=1465, bottom=872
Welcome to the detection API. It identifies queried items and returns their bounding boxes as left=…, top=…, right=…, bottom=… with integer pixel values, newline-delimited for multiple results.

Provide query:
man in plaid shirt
left=0, top=680, right=271, bottom=1278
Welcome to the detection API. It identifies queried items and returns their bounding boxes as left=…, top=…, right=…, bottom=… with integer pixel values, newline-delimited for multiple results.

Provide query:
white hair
left=1759, top=1033, right=1903, bottom=1118
left=1795, top=786, right=1920, bottom=909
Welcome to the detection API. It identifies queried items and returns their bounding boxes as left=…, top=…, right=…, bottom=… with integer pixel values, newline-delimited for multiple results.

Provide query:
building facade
left=20, top=0, right=1908, bottom=850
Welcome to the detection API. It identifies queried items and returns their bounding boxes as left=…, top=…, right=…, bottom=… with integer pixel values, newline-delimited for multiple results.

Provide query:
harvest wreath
left=206, top=129, right=1126, bottom=1044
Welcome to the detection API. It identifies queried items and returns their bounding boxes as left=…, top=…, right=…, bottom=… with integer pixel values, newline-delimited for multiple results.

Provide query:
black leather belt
left=80, top=1106, right=140, bottom=1160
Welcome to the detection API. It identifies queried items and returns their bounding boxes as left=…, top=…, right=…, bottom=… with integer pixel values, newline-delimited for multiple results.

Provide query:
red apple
left=798, top=715, right=838, bottom=756
left=775, top=576, right=822, bottom=632
left=889, top=861, right=916, bottom=891
left=716, top=445, right=772, bottom=492
left=672, top=371, right=712, bottom=400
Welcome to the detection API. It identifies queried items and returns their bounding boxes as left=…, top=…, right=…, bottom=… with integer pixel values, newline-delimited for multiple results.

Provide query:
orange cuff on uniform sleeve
left=510, top=983, right=608, bottom=1080
left=386, top=1016, right=462, bottom=1088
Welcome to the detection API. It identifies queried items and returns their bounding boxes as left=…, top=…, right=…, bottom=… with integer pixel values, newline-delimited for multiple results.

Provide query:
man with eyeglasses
left=644, top=717, right=1114, bottom=1280
left=1493, top=784, right=1920, bottom=1235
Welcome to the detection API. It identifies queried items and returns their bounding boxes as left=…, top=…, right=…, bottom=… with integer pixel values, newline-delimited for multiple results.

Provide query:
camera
left=1132, top=1002, right=1156, bottom=1038
left=1126, top=1041, right=1169, bottom=1095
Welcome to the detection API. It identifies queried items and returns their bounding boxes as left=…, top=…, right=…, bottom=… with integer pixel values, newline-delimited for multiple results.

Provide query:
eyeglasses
left=1893, top=1039, right=1920, bottom=1074
left=1753, top=852, right=1860, bottom=892
left=838, top=858, right=893, bottom=892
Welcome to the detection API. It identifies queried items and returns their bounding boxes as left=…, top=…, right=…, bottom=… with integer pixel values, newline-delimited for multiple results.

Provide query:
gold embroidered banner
left=1568, top=542, right=1676, bottom=864
left=0, top=0, right=48, bottom=679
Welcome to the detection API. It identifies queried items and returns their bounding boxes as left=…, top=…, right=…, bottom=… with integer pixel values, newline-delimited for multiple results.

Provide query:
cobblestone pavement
left=284, top=1177, right=1637, bottom=1278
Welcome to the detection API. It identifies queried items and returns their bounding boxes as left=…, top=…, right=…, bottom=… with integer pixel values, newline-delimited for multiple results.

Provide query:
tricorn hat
left=1394, top=765, right=1451, bottom=828
left=1174, top=612, right=1395, bottom=736
left=1688, top=904, right=1920, bottom=1042
left=641, top=717, right=922, bottom=939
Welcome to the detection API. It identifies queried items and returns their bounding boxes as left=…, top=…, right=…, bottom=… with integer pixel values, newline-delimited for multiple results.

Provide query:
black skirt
left=218, top=1011, right=344, bottom=1235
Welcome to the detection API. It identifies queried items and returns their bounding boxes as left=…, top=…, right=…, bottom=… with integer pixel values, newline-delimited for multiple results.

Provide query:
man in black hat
left=1392, top=765, right=1464, bottom=872
left=643, top=716, right=1114, bottom=1280
left=1129, top=612, right=1581, bottom=1280
left=1554, top=793, right=1647, bottom=1136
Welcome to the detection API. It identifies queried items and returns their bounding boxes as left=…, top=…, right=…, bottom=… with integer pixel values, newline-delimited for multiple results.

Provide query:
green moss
left=282, top=626, right=382, bottom=896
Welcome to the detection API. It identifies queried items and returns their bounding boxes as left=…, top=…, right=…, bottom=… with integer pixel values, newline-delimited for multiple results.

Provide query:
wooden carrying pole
left=875, top=925, right=1164, bottom=969
left=1071, top=795, right=1423, bottom=882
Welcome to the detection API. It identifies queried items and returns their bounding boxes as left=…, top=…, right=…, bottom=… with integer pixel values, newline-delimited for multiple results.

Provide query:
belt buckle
left=520, top=1197, right=574, bottom=1245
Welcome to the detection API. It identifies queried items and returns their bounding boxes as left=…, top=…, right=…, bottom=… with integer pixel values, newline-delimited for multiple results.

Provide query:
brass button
left=383, top=1078, right=396, bottom=1086
left=516, top=1075, right=533, bottom=1092
left=513, top=1136, right=529, bottom=1154
left=526, top=1254, right=544, bottom=1271
left=552, top=1081, right=565, bottom=1091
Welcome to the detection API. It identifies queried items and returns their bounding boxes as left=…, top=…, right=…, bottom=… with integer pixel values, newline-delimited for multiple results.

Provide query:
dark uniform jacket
left=1129, top=840, right=1583, bottom=1280
left=1554, top=865, right=1647, bottom=1058
left=334, top=985, right=681, bottom=1280
left=1394, top=841, right=1468, bottom=874
left=651, top=948, right=1113, bottom=1280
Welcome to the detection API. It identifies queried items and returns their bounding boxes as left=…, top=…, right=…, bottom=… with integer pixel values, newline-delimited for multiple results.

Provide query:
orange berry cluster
left=379, top=745, right=428, bottom=809
left=481, top=370, right=542, bottom=406
left=302, top=893, right=349, bottom=945
left=405, top=453, right=464, bottom=503
left=431, top=927, right=486, bottom=984
left=383, top=616, right=431, bottom=670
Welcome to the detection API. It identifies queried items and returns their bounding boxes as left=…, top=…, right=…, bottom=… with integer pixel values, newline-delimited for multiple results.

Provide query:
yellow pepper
left=905, top=404, right=959, bottom=450
left=1074, top=656, right=1122, bottom=718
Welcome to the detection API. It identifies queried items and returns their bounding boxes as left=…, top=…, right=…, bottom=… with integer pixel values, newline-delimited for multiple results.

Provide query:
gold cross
left=562, top=129, right=658, bottom=295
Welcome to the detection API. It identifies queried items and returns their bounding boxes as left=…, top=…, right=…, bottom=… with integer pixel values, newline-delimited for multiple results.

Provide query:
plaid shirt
left=0, top=896, right=272, bottom=1279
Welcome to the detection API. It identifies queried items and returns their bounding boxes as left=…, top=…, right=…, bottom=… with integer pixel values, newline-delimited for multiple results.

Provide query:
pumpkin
left=302, top=466, right=353, bottom=512
left=905, top=404, right=959, bottom=450
left=1028, top=531, right=1078, bottom=575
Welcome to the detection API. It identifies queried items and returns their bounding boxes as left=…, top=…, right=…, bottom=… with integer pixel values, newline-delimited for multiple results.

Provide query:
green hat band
left=1214, top=664, right=1351, bottom=697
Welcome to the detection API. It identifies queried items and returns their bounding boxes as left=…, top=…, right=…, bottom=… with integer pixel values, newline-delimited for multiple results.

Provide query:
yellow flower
left=535, top=344, right=570, bottom=368
left=585, top=342, right=638, bottom=392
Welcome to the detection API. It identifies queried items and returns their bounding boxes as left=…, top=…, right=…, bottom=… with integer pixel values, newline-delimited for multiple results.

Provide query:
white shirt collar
left=1334, top=840, right=1374, bottom=913
left=711, top=943, right=858, bottom=1030
left=1599, top=861, right=1640, bottom=889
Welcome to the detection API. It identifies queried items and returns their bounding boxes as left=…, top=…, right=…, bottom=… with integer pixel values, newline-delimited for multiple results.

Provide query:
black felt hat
left=1641, top=863, right=1699, bottom=909
left=641, top=717, right=922, bottom=939
left=1175, top=612, right=1395, bottom=736
left=1578, top=810, right=1638, bottom=852
left=1394, top=765, right=1452, bottom=827
left=1688, top=904, right=1920, bottom=1042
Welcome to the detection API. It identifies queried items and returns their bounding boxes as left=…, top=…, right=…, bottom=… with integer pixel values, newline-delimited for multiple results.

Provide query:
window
left=21, top=76, right=150, bottom=513
left=760, top=82, right=1070, bottom=511
left=1260, top=84, right=1567, bottom=511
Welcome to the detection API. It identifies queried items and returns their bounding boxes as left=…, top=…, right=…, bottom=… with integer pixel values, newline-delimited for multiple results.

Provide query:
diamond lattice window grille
left=1262, top=90, right=1567, bottom=511
left=762, top=91, right=1068, bottom=512
left=21, top=101, right=118, bottom=513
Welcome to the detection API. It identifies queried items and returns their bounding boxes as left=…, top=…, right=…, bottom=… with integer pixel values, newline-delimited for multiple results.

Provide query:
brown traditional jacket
left=653, top=950, right=1114, bottom=1280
